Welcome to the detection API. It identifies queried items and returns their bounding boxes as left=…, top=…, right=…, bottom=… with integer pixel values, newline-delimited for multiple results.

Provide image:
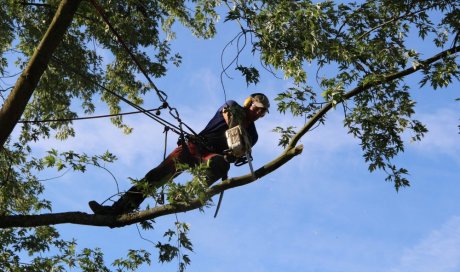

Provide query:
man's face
left=248, top=104, right=268, bottom=121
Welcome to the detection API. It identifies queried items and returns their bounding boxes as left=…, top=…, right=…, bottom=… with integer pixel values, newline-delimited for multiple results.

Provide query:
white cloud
left=188, top=68, right=223, bottom=105
left=29, top=116, right=168, bottom=169
left=254, top=110, right=358, bottom=160
left=254, top=106, right=460, bottom=168
left=406, top=108, right=460, bottom=163
left=389, top=216, right=460, bottom=272
left=26, top=116, right=174, bottom=210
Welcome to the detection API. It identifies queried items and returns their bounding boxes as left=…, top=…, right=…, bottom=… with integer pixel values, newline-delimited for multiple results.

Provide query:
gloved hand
left=224, top=153, right=236, bottom=163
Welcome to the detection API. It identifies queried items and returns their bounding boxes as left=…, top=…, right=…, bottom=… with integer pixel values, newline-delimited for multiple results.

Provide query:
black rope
left=51, top=56, right=210, bottom=166
left=0, top=87, right=14, bottom=92
left=51, top=55, right=187, bottom=137
left=163, top=127, right=169, bottom=160
left=220, top=31, right=247, bottom=103
left=89, top=0, right=197, bottom=137
left=18, top=109, right=160, bottom=124
left=157, top=127, right=170, bottom=205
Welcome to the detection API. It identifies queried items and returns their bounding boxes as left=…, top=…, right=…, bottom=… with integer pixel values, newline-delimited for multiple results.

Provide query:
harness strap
left=157, top=127, right=170, bottom=205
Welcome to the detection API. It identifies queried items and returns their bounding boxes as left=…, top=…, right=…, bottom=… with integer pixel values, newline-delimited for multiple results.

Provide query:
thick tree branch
left=0, top=145, right=303, bottom=228
left=0, top=46, right=457, bottom=229
left=288, top=44, right=460, bottom=149
left=0, top=0, right=82, bottom=147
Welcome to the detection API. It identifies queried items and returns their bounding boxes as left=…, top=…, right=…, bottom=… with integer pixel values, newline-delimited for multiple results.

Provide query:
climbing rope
left=18, top=108, right=160, bottom=124
left=89, top=0, right=198, bottom=139
left=50, top=55, right=190, bottom=138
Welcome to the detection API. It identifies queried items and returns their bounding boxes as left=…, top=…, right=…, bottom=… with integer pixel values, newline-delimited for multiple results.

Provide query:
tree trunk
left=0, top=0, right=82, bottom=147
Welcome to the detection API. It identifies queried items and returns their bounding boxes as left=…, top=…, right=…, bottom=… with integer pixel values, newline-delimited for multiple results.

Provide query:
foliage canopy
left=0, top=0, right=458, bottom=270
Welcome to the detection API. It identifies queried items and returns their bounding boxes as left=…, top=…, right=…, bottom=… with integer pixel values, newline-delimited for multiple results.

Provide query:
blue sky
left=12, top=2, right=460, bottom=272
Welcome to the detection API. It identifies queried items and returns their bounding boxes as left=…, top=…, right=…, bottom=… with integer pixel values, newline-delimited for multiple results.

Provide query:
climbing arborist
left=88, top=93, right=270, bottom=215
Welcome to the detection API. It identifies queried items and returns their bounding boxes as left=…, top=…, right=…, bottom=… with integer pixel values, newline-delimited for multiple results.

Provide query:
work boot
left=88, top=200, right=120, bottom=215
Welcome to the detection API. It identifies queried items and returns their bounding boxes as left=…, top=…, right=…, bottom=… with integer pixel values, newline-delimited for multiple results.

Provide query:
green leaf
left=235, top=65, right=260, bottom=86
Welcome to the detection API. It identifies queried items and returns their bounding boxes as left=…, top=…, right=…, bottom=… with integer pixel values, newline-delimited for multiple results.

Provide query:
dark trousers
left=112, top=142, right=230, bottom=212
